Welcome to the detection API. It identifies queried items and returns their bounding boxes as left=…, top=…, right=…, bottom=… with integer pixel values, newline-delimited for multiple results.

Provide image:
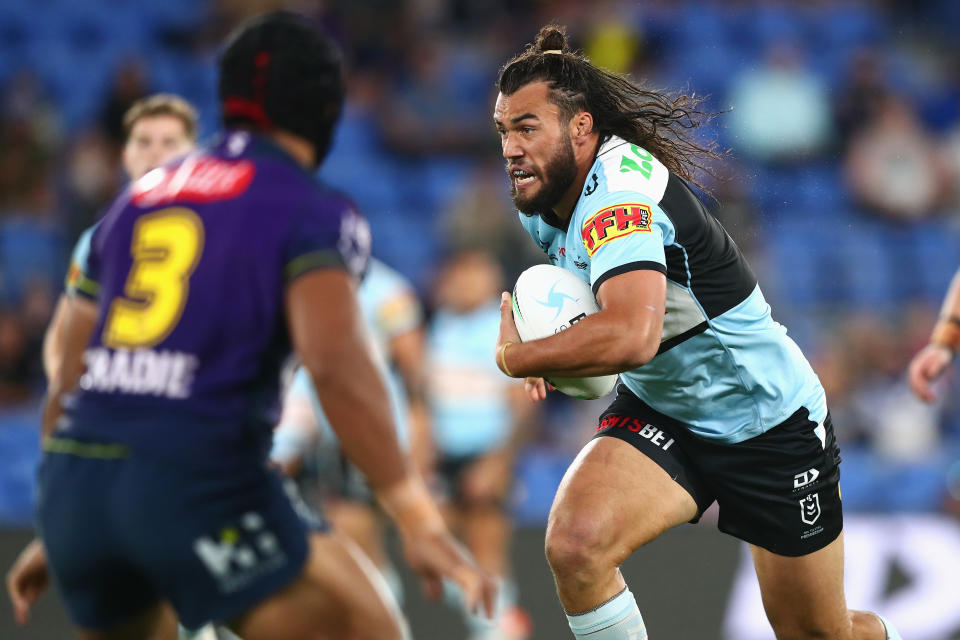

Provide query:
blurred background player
left=48, top=93, right=198, bottom=386
left=7, top=92, right=199, bottom=639
left=31, top=11, right=492, bottom=640
left=427, top=248, right=535, bottom=640
left=271, top=255, right=430, bottom=605
left=909, top=267, right=960, bottom=403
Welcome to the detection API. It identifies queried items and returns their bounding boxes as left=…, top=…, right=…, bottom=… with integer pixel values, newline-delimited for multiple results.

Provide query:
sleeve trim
left=591, top=261, right=666, bottom=295
left=70, top=275, right=100, bottom=300
left=284, top=250, right=347, bottom=282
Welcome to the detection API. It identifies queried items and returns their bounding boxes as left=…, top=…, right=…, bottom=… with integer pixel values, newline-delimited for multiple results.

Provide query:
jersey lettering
left=131, top=157, right=255, bottom=208
left=80, top=347, right=198, bottom=399
left=581, top=203, right=652, bottom=257
left=618, top=145, right=654, bottom=179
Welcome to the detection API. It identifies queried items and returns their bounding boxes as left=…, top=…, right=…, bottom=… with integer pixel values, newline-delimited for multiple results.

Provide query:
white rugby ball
left=511, top=264, right=618, bottom=399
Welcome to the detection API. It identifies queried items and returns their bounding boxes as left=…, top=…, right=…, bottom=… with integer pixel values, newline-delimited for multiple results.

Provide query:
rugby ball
left=511, top=264, right=618, bottom=399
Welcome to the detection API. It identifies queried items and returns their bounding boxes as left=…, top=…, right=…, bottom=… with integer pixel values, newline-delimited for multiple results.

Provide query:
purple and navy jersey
left=64, top=131, right=370, bottom=459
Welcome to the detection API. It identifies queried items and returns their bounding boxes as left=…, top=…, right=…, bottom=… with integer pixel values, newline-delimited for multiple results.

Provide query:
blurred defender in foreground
left=30, top=11, right=492, bottom=640
left=7, top=93, right=199, bottom=638
left=492, top=24, right=900, bottom=640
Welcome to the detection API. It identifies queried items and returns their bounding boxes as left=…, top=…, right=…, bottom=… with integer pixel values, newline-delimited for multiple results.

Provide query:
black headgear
left=219, top=11, right=344, bottom=166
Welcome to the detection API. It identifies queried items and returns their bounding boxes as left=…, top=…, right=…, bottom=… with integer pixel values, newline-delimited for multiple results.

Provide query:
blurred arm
left=285, top=269, right=444, bottom=532
left=908, top=267, right=960, bottom=402
left=931, top=268, right=960, bottom=352
left=41, top=297, right=98, bottom=437
left=388, top=326, right=435, bottom=476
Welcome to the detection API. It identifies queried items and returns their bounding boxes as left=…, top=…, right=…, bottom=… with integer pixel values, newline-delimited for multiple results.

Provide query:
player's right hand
left=908, top=344, right=953, bottom=402
left=6, top=538, right=49, bottom=625
left=524, top=377, right=549, bottom=402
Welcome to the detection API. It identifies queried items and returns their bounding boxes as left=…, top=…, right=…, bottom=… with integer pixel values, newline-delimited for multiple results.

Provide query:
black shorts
left=38, top=439, right=326, bottom=631
left=593, top=385, right=843, bottom=557
left=433, top=452, right=509, bottom=507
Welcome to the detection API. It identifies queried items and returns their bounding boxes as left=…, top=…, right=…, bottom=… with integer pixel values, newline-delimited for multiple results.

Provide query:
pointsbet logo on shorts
left=581, top=203, right=652, bottom=257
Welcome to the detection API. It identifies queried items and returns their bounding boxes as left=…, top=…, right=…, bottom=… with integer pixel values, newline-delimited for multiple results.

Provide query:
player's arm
left=42, top=295, right=69, bottom=382
left=286, top=268, right=495, bottom=614
left=287, top=270, right=412, bottom=494
left=41, top=297, right=98, bottom=437
left=909, top=267, right=960, bottom=402
left=5, top=538, right=48, bottom=626
left=496, top=269, right=666, bottom=379
left=388, top=326, right=434, bottom=474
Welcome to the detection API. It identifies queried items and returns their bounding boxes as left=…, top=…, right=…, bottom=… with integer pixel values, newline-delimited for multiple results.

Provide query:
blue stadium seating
left=0, top=405, right=41, bottom=527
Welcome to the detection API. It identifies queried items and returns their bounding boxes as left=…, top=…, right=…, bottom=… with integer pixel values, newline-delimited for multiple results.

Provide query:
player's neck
left=552, top=135, right=600, bottom=222
left=267, top=130, right=317, bottom=169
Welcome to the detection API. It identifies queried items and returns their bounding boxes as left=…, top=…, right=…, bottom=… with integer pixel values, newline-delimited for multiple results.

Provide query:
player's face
left=122, top=115, right=194, bottom=181
left=494, top=81, right=578, bottom=215
left=436, top=251, right=502, bottom=312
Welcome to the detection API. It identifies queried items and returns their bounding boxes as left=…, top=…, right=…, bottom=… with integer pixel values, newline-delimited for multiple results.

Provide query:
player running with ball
left=493, top=24, right=901, bottom=640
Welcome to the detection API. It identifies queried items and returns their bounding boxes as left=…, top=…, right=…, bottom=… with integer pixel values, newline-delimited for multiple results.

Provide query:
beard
left=511, top=133, right=578, bottom=216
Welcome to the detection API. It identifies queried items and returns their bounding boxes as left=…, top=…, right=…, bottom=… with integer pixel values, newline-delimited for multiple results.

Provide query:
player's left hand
left=908, top=343, right=953, bottom=402
left=496, top=292, right=522, bottom=376
left=400, top=525, right=498, bottom=620
left=6, top=538, right=49, bottom=625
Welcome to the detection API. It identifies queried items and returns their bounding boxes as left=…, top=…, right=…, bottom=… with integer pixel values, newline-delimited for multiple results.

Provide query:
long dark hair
left=497, top=24, right=720, bottom=186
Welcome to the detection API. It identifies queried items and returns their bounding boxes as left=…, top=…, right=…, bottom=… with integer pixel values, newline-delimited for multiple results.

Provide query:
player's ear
left=571, top=111, right=593, bottom=139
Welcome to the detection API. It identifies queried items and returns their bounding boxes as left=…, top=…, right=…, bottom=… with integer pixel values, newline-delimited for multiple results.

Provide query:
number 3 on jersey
left=103, top=208, right=205, bottom=349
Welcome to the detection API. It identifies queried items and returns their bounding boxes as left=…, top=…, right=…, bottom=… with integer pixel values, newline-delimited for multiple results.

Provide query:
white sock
left=380, top=563, right=405, bottom=606
left=465, top=578, right=517, bottom=636
left=876, top=614, right=902, bottom=640
left=566, top=586, right=647, bottom=640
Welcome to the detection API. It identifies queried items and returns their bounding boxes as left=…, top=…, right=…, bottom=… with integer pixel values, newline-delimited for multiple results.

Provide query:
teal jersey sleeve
left=65, top=224, right=99, bottom=300
left=576, top=190, right=674, bottom=293
left=360, top=259, right=423, bottom=345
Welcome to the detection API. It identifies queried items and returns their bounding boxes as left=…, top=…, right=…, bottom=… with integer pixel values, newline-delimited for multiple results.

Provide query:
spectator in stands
left=727, top=41, right=832, bottom=162
left=845, top=95, right=953, bottom=221
left=833, top=49, right=891, bottom=149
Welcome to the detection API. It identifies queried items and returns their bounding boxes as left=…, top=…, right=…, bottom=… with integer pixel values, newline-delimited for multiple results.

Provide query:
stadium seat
left=0, top=405, right=42, bottom=527
left=0, top=218, right=65, bottom=304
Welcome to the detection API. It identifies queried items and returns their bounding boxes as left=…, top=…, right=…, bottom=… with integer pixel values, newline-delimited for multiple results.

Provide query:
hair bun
left=535, top=24, right=567, bottom=53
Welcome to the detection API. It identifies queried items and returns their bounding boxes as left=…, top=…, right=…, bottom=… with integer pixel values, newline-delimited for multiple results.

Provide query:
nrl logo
left=800, top=493, right=821, bottom=526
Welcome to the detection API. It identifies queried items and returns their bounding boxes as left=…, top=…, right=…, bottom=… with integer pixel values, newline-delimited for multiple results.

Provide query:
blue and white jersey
left=427, top=301, right=512, bottom=457
left=271, top=258, right=422, bottom=463
left=519, top=135, right=826, bottom=443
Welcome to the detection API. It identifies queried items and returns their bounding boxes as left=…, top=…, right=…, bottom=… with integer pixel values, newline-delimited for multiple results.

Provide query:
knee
left=544, top=513, right=617, bottom=580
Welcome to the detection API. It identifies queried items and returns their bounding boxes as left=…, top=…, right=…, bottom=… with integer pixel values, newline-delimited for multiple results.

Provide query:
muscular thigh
left=751, top=534, right=852, bottom=638
left=548, top=437, right=698, bottom=561
left=230, top=531, right=406, bottom=640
